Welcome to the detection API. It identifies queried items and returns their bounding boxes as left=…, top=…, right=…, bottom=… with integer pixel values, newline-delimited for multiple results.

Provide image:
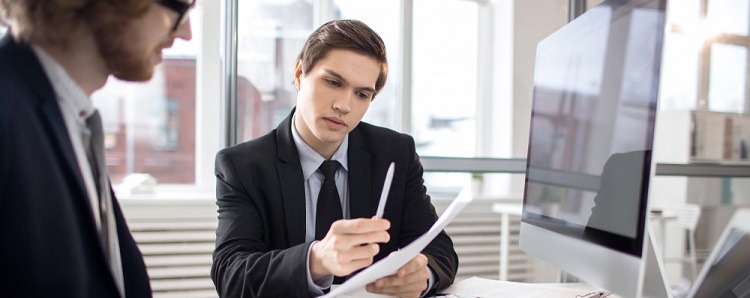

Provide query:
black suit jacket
left=0, top=35, right=151, bottom=297
left=211, top=110, right=458, bottom=297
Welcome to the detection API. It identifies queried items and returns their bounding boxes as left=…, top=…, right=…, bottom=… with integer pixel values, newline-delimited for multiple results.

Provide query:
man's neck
left=35, top=25, right=109, bottom=97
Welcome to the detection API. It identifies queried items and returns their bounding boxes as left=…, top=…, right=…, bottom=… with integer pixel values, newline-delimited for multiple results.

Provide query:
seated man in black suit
left=0, top=0, right=194, bottom=296
left=211, top=19, right=458, bottom=298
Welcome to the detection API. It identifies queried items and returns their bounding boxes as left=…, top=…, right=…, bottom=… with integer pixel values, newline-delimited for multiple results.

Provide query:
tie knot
left=319, top=160, right=341, bottom=182
left=86, top=110, right=103, bottom=133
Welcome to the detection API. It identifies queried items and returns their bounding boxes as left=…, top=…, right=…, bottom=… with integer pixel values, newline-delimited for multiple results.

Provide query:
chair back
left=674, top=204, right=701, bottom=231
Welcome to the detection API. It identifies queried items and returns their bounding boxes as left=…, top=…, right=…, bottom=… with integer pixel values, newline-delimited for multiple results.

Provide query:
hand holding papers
left=320, top=186, right=473, bottom=298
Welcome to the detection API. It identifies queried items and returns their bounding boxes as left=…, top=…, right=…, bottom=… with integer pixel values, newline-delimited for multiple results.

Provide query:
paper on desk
left=320, top=186, right=473, bottom=298
left=442, top=276, right=606, bottom=298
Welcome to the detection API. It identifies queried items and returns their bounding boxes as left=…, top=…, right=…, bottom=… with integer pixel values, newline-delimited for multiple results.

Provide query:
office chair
left=658, top=203, right=702, bottom=280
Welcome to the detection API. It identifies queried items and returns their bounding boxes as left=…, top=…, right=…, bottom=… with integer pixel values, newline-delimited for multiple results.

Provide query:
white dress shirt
left=31, top=46, right=101, bottom=230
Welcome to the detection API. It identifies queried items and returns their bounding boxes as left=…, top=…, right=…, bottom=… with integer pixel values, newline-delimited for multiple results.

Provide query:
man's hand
left=365, top=253, right=430, bottom=298
left=310, top=217, right=390, bottom=280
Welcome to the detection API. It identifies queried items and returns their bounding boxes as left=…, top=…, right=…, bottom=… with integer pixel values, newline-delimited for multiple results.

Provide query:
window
left=334, top=0, right=401, bottom=129
left=707, top=0, right=749, bottom=36
left=662, top=0, right=750, bottom=113
left=412, top=0, right=480, bottom=158
left=708, top=43, right=747, bottom=113
left=235, top=0, right=314, bottom=143
left=94, top=60, right=196, bottom=184
left=90, top=2, right=222, bottom=192
left=658, top=33, right=700, bottom=110
left=228, top=0, right=520, bottom=198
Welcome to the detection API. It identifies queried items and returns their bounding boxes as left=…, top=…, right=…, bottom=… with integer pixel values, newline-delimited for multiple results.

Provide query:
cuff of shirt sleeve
left=306, top=241, right=334, bottom=295
left=421, top=266, right=437, bottom=297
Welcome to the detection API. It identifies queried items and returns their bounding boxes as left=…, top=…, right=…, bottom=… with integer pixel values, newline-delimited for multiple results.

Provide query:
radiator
left=123, top=198, right=531, bottom=297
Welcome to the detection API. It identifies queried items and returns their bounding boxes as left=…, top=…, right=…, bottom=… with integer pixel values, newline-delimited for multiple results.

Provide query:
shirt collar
left=31, top=45, right=96, bottom=120
left=291, top=112, right=349, bottom=180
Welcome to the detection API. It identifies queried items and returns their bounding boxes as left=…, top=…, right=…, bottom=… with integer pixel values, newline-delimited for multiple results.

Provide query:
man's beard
left=89, top=14, right=160, bottom=82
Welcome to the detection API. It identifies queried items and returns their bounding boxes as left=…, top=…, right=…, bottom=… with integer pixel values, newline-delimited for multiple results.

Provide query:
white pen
left=375, top=162, right=395, bottom=219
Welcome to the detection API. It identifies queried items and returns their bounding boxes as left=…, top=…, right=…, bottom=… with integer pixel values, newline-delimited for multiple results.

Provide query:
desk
left=491, top=203, right=679, bottom=262
left=440, top=276, right=620, bottom=297
left=332, top=278, right=620, bottom=297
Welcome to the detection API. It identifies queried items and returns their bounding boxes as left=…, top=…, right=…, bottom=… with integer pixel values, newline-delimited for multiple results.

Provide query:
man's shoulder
left=0, top=36, right=21, bottom=87
left=217, top=129, right=278, bottom=161
left=0, top=37, right=32, bottom=134
left=0, top=35, right=28, bottom=78
left=0, top=35, right=44, bottom=102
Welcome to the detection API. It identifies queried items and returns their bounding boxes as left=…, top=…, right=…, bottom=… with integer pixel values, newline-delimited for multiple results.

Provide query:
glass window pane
left=708, top=43, right=747, bottom=113
left=334, top=0, right=400, bottom=130
left=92, top=5, right=202, bottom=185
left=658, top=33, right=700, bottom=110
left=236, top=0, right=314, bottom=142
left=412, top=0, right=479, bottom=158
left=707, top=0, right=749, bottom=36
left=666, top=0, right=700, bottom=27
left=424, top=172, right=518, bottom=200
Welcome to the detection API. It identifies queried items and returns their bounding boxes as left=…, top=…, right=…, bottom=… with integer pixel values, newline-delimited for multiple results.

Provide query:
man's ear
left=294, top=60, right=303, bottom=91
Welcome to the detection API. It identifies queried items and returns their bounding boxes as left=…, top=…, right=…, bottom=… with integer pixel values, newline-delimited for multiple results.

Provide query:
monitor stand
left=558, top=224, right=674, bottom=298
left=641, top=222, right=673, bottom=298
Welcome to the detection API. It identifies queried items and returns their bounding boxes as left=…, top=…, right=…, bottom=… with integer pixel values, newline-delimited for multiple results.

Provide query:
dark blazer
left=211, top=110, right=458, bottom=298
left=0, top=35, right=151, bottom=297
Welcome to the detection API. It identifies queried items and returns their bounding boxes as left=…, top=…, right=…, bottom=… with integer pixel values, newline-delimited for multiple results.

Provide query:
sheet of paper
left=440, top=276, right=609, bottom=298
left=320, top=186, right=473, bottom=298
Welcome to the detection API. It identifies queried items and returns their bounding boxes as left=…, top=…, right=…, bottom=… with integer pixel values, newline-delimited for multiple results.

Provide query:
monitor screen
left=688, top=209, right=750, bottom=298
left=519, top=0, right=669, bottom=296
left=691, top=228, right=750, bottom=297
left=522, top=0, right=665, bottom=257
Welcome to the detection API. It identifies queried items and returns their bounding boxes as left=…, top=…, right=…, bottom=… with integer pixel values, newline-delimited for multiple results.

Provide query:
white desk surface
left=331, top=277, right=620, bottom=298
left=439, top=276, right=620, bottom=298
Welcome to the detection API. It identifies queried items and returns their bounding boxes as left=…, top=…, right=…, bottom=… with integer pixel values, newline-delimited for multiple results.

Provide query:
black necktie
left=315, top=160, right=342, bottom=240
left=84, top=110, right=125, bottom=296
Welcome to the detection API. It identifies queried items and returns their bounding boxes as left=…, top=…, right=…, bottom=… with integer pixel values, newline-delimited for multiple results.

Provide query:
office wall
left=510, top=0, right=569, bottom=282
left=510, top=0, right=568, bottom=193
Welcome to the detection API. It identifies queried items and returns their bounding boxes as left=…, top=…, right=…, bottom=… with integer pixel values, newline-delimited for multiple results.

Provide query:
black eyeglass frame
left=157, top=0, right=196, bottom=32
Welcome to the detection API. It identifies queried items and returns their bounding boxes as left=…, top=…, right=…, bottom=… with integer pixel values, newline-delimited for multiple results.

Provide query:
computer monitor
left=519, top=0, right=669, bottom=297
left=687, top=209, right=750, bottom=298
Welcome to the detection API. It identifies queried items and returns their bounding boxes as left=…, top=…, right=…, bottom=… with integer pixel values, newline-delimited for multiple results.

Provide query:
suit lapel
left=40, top=101, right=85, bottom=187
left=4, top=36, right=87, bottom=197
left=3, top=35, right=103, bottom=257
left=275, top=111, right=307, bottom=246
left=347, top=128, right=372, bottom=219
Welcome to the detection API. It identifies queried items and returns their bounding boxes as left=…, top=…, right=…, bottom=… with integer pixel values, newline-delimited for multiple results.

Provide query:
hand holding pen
left=367, top=162, right=433, bottom=298
left=309, top=162, right=395, bottom=280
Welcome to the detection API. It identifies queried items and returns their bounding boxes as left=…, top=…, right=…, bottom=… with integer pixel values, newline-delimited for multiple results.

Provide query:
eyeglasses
left=157, top=0, right=196, bottom=32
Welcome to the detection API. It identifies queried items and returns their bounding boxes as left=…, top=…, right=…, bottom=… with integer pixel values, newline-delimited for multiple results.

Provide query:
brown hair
left=0, top=0, right=149, bottom=47
left=297, top=19, right=388, bottom=96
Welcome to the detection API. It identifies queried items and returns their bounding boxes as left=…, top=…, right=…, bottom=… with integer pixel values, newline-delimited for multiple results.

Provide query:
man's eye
left=357, top=92, right=371, bottom=100
left=326, top=79, right=341, bottom=87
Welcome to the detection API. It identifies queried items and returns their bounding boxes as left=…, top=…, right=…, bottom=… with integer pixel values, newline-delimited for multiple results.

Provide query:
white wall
left=510, top=0, right=568, bottom=193
left=511, top=0, right=569, bottom=282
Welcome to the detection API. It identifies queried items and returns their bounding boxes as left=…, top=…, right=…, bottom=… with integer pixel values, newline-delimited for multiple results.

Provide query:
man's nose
left=332, top=95, right=352, bottom=113
left=175, top=18, right=193, bottom=41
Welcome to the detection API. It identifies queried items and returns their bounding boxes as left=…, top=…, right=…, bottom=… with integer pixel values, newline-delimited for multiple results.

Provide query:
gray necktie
left=85, top=110, right=125, bottom=297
